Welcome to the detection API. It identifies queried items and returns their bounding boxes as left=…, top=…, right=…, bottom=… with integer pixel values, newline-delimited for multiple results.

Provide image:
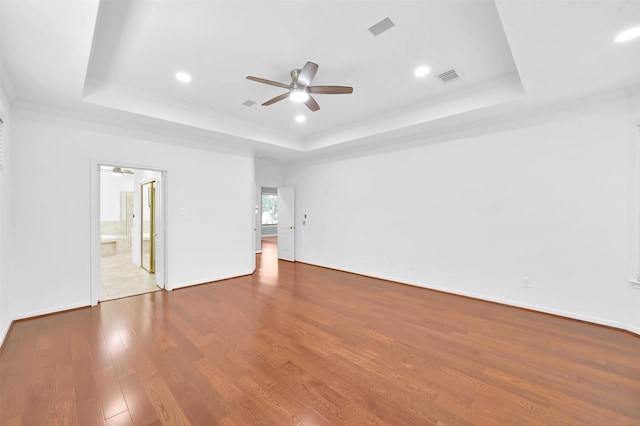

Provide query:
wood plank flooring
left=1, top=237, right=639, bottom=425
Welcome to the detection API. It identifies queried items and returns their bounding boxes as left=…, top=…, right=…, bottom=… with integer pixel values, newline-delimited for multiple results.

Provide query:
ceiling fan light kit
left=289, top=87, right=309, bottom=103
left=246, top=61, right=353, bottom=112
left=107, top=167, right=134, bottom=176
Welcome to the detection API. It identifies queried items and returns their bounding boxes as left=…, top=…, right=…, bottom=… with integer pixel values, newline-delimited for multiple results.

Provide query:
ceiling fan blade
left=262, top=92, right=290, bottom=106
left=304, top=96, right=320, bottom=112
left=297, top=61, right=319, bottom=86
left=308, top=85, right=353, bottom=94
left=246, top=76, right=290, bottom=89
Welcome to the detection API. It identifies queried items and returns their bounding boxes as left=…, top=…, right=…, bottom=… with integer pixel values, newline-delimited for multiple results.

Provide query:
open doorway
left=256, top=186, right=295, bottom=261
left=260, top=187, right=278, bottom=253
left=258, top=186, right=278, bottom=255
left=99, top=166, right=164, bottom=301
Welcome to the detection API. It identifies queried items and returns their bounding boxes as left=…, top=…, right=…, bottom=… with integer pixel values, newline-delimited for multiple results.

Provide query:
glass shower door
left=141, top=180, right=156, bottom=273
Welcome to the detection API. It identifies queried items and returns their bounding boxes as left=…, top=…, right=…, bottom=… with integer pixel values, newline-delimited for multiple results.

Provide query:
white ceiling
left=1, top=0, right=639, bottom=162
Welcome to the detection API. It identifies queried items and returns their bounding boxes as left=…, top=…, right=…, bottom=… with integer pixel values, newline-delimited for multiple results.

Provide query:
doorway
left=97, top=165, right=165, bottom=301
left=256, top=186, right=295, bottom=261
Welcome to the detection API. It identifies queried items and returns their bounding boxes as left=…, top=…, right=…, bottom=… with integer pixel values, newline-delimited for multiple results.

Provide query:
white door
left=277, top=186, right=295, bottom=261
left=255, top=185, right=262, bottom=254
left=154, top=176, right=165, bottom=288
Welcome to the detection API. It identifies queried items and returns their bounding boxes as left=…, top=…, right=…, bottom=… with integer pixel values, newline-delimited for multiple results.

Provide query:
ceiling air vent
left=437, top=69, right=460, bottom=83
left=243, top=100, right=256, bottom=107
left=368, top=17, right=395, bottom=36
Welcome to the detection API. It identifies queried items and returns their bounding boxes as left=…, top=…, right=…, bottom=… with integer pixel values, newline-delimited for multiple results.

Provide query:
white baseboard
left=1, top=301, right=92, bottom=348
left=171, top=269, right=255, bottom=290
left=14, top=301, right=91, bottom=322
left=0, top=319, right=12, bottom=349
left=297, top=259, right=640, bottom=336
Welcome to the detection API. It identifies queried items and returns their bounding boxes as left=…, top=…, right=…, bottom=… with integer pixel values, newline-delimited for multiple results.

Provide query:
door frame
left=255, top=185, right=262, bottom=254
left=140, top=178, right=157, bottom=273
left=90, top=160, right=169, bottom=305
left=277, top=186, right=295, bottom=262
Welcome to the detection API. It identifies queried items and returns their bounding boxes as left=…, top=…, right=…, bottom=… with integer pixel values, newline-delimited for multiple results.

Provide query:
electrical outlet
left=523, top=277, right=532, bottom=288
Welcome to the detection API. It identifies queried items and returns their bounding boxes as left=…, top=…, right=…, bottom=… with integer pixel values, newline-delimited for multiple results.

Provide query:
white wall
left=5, top=106, right=255, bottom=322
left=255, top=158, right=284, bottom=188
left=100, top=171, right=134, bottom=222
left=0, top=87, right=12, bottom=345
left=287, top=94, right=640, bottom=333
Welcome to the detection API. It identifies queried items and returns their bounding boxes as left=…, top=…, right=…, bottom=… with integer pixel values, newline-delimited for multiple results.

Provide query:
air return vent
left=437, top=69, right=460, bottom=83
left=368, top=17, right=395, bottom=36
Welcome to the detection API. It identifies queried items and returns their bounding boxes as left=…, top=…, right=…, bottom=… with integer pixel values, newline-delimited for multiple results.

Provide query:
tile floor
left=100, top=251, right=161, bottom=301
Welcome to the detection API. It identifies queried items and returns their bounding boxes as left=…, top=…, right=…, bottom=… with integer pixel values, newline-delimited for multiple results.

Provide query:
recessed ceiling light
left=414, top=66, right=431, bottom=77
left=615, top=26, right=640, bottom=43
left=295, top=115, right=306, bottom=123
left=175, top=72, right=191, bottom=83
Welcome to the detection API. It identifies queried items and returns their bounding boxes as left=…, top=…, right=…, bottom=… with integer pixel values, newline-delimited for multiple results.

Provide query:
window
left=261, top=188, right=278, bottom=225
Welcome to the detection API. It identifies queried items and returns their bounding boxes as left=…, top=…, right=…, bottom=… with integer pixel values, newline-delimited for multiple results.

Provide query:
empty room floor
left=1, top=238, right=638, bottom=424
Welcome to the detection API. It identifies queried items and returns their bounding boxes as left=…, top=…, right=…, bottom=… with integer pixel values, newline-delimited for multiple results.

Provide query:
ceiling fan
left=246, top=61, right=353, bottom=112
left=102, top=167, right=134, bottom=176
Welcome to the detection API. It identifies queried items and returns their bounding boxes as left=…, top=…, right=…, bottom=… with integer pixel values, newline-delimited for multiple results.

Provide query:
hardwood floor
left=1, top=238, right=639, bottom=425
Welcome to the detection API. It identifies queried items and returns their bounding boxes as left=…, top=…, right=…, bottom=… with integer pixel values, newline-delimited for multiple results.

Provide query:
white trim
left=90, top=161, right=100, bottom=305
left=160, top=170, right=170, bottom=291
left=90, top=160, right=170, bottom=304
left=636, top=124, right=640, bottom=283
left=11, top=101, right=255, bottom=158
left=0, top=319, right=12, bottom=349
left=14, top=302, right=91, bottom=322
left=298, top=259, right=640, bottom=336
left=0, top=111, right=5, bottom=172
left=170, top=269, right=255, bottom=291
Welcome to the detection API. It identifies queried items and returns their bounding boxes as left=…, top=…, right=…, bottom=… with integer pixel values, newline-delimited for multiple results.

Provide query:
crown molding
left=286, top=87, right=633, bottom=169
left=82, top=77, right=302, bottom=151
left=301, top=71, right=526, bottom=152
left=11, top=100, right=258, bottom=158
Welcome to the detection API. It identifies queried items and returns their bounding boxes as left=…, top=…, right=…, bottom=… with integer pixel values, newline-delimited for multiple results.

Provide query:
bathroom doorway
left=98, top=166, right=165, bottom=301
